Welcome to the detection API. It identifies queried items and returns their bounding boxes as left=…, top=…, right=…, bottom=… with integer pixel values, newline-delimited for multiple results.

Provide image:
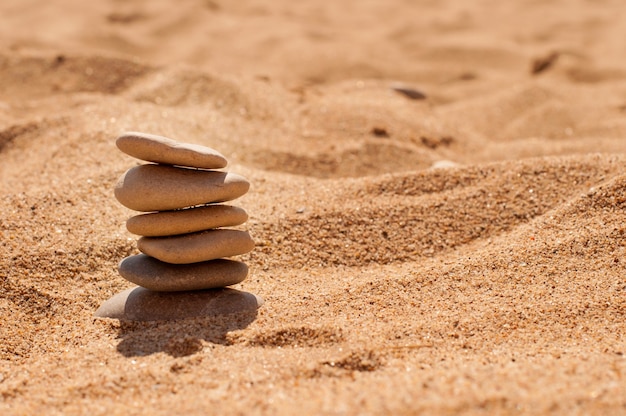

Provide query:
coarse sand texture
left=2, top=1, right=626, bottom=413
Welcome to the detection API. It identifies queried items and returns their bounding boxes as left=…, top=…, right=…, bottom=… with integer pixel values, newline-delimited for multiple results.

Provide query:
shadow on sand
left=95, top=287, right=262, bottom=357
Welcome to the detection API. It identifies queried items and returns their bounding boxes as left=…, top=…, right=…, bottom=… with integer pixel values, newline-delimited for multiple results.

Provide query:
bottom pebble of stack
left=94, top=287, right=264, bottom=321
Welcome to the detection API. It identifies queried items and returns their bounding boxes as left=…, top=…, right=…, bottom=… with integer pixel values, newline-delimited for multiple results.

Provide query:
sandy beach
left=1, top=0, right=626, bottom=414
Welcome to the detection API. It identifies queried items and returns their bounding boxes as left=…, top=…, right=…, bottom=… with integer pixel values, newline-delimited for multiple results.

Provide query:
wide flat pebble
left=116, top=132, right=228, bottom=169
left=94, top=286, right=263, bottom=321
left=126, top=205, right=248, bottom=237
left=118, top=254, right=248, bottom=291
left=138, top=229, right=255, bottom=264
left=115, top=164, right=250, bottom=212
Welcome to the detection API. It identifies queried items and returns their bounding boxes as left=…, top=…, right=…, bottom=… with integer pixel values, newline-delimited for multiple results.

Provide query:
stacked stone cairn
left=95, top=132, right=262, bottom=321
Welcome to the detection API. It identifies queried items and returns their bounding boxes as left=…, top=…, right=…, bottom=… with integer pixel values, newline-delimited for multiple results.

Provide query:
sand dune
left=1, top=0, right=626, bottom=414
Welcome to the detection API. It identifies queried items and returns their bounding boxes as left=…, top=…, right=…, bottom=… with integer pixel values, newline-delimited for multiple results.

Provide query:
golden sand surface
left=1, top=0, right=626, bottom=414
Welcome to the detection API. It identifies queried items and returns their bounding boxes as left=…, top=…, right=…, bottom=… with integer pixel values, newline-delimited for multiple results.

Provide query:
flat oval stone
left=116, top=132, right=228, bottom=169
left=138, top=229, right=255, bottom=264
left=94, top=286, right=263, bottom=321
left=119, top=254, right=248, bottom=291
left=115, top=164, right=250, bottom=212
left=126, top=205, right=248, bottom=237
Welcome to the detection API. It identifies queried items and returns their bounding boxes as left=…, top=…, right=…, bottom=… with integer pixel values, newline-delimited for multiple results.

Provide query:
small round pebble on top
left=116, top=132, right=228, bottom=169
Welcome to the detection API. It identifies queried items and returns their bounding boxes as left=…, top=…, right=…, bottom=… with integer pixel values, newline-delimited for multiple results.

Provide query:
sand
left=1, top=0, right=626, bottom=414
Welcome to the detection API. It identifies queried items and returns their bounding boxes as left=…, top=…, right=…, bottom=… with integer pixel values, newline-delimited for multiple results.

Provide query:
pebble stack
left=95, top=132, right=262, bottom=321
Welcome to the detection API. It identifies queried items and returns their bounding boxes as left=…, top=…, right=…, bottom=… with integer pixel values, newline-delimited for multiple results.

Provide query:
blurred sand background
left=1, top=0, right=626, bottom=414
